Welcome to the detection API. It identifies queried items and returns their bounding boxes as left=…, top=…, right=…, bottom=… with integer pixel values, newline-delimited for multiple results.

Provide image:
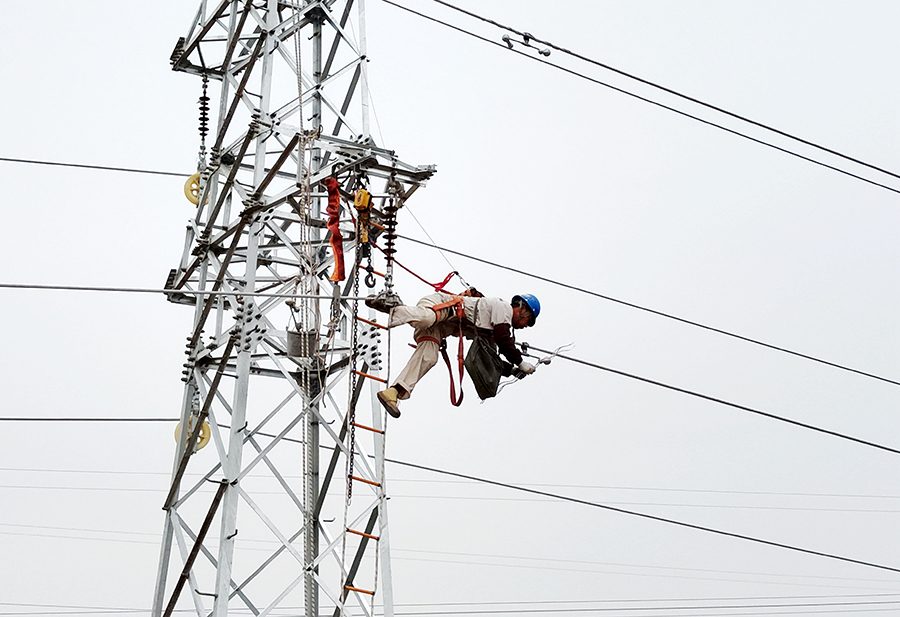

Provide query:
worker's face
left=512, top=305, right=533, bottom=329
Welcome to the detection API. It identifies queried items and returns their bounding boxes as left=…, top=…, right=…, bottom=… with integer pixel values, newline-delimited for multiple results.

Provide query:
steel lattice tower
left=153, top=2, right=434, bottom=616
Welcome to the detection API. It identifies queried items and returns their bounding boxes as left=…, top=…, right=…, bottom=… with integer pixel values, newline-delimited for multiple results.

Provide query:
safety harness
left=414, top=296, right=467, bottom=406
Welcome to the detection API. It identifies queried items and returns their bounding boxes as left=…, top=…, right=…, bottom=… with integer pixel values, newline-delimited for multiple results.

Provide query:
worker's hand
left=514, top=361, right=535, bottom=378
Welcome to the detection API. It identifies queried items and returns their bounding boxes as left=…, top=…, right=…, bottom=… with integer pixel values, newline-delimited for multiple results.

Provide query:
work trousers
left=388, top=293, right=460, bottom=399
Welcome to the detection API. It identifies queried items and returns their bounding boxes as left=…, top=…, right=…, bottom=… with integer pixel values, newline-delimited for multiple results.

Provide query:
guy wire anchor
left=502, top=33, right=551, bottom=56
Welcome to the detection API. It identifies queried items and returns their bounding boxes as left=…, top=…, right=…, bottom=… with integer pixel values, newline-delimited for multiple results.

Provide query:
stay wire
left=396, top=234, right=900, bottom=389
left=384, top=458, right=900, bottom=576
left=525, top=344, right=900, bottom=457
left=378, top=0, right=900, bottom=197
left=426, top=0, right=900, bottom=184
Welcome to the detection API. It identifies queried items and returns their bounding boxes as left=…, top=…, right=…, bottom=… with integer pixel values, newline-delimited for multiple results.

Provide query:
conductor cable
left=387, top=458, right=900, bottom=576
left=378, top=0, right=900, bottom=196
left=397, top=234, right=900, bottom=389
left=426, top=0, right=900, bottom=184
left=525, top=344, right=900, bottom=457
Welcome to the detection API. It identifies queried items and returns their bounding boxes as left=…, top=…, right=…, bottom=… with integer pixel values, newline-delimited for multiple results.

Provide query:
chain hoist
left=353, top=172, right=376, bottom=288
left=346, top=175, right=362, bottom=501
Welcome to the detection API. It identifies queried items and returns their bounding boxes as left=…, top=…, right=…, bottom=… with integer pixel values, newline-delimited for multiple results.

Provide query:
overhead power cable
left=389, top=599, right=900, bottom=615
left=426, top=0, right=900, bottom=185
left=6, top=465, right=900, bottom=500
left=0, top=437, right=894, bottom=575
left=386, top=458, right=900, bottom=575
left=525, top=344, right=900, bottom=457
left=0, top=282, right=368, bottom=301
left=378, top=0, right=900, bottom=196
left=3, top=295, right=895, bottom=455
left=397, top=235, right=900, bottom=388
left=4, top=280, right=898, bottom=455
left=392, top=593, right=900, bottom=608
left=0, top=417, right=176, bottom=422
left=6, top=596, right=900, bottom=617
left=2, top=161, right=896, bottom=389
left=0, top=156, right=187, bottom=178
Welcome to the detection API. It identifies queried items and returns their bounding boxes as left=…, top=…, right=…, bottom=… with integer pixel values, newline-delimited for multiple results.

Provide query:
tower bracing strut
left=153, top=2, right=435, bottom=617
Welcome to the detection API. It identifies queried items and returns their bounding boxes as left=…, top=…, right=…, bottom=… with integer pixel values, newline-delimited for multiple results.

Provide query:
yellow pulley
left=184, top=172, right=202, bottom=205
left=354, top=188, right=371, bottom=211
left=174, top=418, right=211, bottom=451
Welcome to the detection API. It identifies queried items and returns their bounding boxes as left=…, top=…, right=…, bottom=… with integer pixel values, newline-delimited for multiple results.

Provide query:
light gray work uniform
left=388, top=293, right=512, bottom=399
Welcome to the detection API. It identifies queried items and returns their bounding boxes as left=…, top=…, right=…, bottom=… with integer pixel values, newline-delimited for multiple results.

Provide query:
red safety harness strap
left=412, top=297, right=467, bottom=407
left=373, top=243, right=456, bottom=292
left=415, top=335, right=463, bottom=406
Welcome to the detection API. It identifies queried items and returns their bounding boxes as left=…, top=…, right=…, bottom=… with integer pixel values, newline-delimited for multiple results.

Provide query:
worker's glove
left=514, top=361, right=536, bottom=379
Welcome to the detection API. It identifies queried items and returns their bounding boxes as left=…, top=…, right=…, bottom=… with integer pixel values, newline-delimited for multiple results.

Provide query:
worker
left=372, top=292, right=541, bottom=418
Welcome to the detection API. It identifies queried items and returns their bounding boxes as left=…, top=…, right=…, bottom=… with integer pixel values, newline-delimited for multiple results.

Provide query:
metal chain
left=293, top=3, right=304, bottom=135
left=339, top=176, right=362, bottom=617
left=347, top=233, right=360, bottom=501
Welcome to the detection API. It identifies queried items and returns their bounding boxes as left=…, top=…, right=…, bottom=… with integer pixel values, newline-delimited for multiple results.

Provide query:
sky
left=1, top=1, right=899, bottom=616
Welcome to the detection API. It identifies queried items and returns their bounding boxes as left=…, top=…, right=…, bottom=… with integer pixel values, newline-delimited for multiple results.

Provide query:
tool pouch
left=463, top=302, right=503, bottom=400
left=464, top=337, right=503, bottom=400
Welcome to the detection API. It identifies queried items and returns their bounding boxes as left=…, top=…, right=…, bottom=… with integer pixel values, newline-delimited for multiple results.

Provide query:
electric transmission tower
left=153, top=2, right=434, bottom=616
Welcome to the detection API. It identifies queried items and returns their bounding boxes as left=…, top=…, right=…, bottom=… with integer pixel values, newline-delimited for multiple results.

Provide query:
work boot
left=365, top=290, right=403, bottom=314
left=377, top=386, right=401, bottom=418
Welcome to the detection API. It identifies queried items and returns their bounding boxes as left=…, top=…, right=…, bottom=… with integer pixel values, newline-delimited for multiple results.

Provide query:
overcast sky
left=1, top=1, right=899, bottom=616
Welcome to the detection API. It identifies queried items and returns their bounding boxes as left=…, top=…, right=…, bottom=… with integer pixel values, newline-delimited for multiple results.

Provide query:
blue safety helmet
left=512, top=294, right=541, bottom=326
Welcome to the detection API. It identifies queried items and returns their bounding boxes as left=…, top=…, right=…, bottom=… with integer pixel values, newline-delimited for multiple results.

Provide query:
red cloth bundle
left=323, top=177, right=345, bottom=282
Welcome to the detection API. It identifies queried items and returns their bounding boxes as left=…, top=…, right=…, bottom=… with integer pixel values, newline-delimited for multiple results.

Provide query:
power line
left=387, top=599, right=900, bottom=615
left=385, top=458, right=900, bottom=575
left=8, top=321, right=899, bottom=461
left=9, top=258, right=900, bottom=393
left=378, top=0, right=900, bottom=197
left=0, top=417, right=176, bottom=422
left=2, top=519, right=893, bottom=586
left=2, top=165, right=896, bottom=391
left=397, top=234, right=900, bottom=388
left=4, top=281, right=898, bottom=456
left=5, top=596, right=900, bottom=617
left=392, top=594, right=900, bottom=608
left=525, top=344, right=900, bottom=457
left=0, top=156, right=187, bottom=178
left=0, top=282, right=367, bottom=300
left=4, top=481, right=898, bottom=512
left=1, top=528, right=894, bottom=591
left=5, top=465, right=900, bottom=500
left=426, top=0, right=900, bottom=185
left=1, top=456, right=897, bottom=576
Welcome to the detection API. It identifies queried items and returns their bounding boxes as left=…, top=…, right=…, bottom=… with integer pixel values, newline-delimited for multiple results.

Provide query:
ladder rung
left=356, top=316, right=388, bottom=330
left=347, top=528, right=380, bottom=540
left=350, top=475, right=381, bottom=487
left=352, top=422, right=384, bottom=434
left=354, top=370, right=387, bottom=384
left=345, top=585, right=375, bottom=595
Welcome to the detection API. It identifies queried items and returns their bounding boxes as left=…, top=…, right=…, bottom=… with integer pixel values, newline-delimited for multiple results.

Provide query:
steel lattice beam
left=152, top=2, right=435, bottom=616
